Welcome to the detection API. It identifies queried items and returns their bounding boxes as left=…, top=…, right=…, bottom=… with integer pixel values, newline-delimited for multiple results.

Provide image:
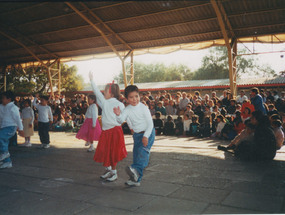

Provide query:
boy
left=153, top=111, right=163, bottom=135
left=33, top=94, right=53, bottom=148
left=0, top=91, right=24, bottom=168
left=113, top=85, right=155, bottom=187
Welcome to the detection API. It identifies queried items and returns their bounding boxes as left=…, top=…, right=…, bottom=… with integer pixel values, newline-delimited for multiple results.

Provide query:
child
left=33, top=94, right=53, bottom=149
left=76, top=95, right=102, bottom=152
left=272, top=120, right=284, bottom=150
left=189, top=115, right=200, bottom=136
left=90, top=72, right=127, bottom=182
left=153, top=111, right=164, bottom=135
left=211, top=115, right=226, bottom=138
left=64, top=115, right=74, bottom=132
left=175, top=116, right=184, bottom=136
left=183, top=114, right=191, bottom=136
left=163, top=115, right=175, bottom=136
left=113, top=85, right=155, bottom=187
left=0, top=91, right=24, bottom=168
left=21, top=99, right=34, bottom=147
left=199, top=116, right=211, bottom=138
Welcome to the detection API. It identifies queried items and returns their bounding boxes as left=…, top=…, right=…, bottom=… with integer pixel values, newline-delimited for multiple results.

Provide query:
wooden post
left=58, top=60, right=61, bottom=96
left=47, top=67, right=54, bottom=98
left=232, top=40, right=237, bottom=97
left=4, top=67, right=7, bottom=91
left=122, top=59, right=127, bottom=88
left=130, top=52, right=134, bottom=85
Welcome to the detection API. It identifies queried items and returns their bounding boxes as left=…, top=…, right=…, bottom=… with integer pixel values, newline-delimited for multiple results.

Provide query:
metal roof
left=0, top=1, right=285, bottom=66
left=80, top=76, right=285, bottom=92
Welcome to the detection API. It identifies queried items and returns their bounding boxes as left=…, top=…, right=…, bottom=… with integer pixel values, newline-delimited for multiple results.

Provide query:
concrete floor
left=1, top=132, right=285, bottom=214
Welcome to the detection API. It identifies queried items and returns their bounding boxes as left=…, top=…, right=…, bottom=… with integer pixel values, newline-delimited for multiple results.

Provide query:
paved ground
left=1, top=132, right=285, bottom=214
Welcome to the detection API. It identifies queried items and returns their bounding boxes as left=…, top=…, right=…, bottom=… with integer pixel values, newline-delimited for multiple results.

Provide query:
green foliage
left=2, top=63, right=83, bottom=94
left=192, top=46, right=277, bottom=80
left=115, top=62, right=193, bottom=84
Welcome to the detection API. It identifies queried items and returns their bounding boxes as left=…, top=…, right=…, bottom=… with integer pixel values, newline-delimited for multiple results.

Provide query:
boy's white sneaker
left=0, top=162, right=12, bottom=169
left=126, top=166, right=139, bottom=182
left=87, top=144, right=94, bottom=152
left=106, top=173, right=118, bottom=182
left=85, top=142, right=90, bottom=146
left=100, top=170, right=112, bottom=179
left=0, top=152, right=10, bottom=161
left=125, top=180, right=140, bottom=187
left=43, top=144, right=50, bottom=149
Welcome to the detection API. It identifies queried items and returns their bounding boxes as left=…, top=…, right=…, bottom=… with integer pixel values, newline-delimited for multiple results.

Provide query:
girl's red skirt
left=94, top=126, right=127, bottom=167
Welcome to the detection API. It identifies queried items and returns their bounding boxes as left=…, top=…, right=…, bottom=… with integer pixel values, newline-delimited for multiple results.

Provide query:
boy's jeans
left=0, top=126, right=17, bottom=163
left=131, top=128, right=155, bottom=182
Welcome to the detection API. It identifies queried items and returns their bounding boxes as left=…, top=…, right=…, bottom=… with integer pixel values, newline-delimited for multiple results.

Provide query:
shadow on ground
left=0, top=133, right=285, bottom=214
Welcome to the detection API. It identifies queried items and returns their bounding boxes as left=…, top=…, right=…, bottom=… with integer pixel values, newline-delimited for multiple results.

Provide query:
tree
left=192, top=46, right=277, bottom=80
left=2, top=63, right=83, bottom=94
left=115, top=62, right=193, bottom=84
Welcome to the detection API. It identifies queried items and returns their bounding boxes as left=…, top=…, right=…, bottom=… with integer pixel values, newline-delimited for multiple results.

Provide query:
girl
left=21, top=99, right=34, bottom=147
left=89, top=71, right=127, bottom=182
left=211, top=115, right=226, bottom=138
left=76, top=95, right=102, bottom=152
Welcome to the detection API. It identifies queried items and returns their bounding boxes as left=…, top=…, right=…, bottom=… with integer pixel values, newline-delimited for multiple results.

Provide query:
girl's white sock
left=106, top=166, right=111, bottom=171
left=111, top=169, right=117, bottom=174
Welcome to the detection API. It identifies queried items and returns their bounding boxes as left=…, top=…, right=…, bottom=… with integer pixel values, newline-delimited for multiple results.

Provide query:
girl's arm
left=30, top=108, right=35, bottom=125
left=91, top=104, right=98, bottom=128
left=89, top=71, right=104, bottom=108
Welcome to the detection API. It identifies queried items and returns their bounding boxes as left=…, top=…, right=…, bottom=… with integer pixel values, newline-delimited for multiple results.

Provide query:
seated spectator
left=76, top=114, right=85, bottom=127
left=153, top=111, right=164, bottom=135
left=64, top=115, right=74, bottom=131
left=165, top=99, right=177, bottom=115
left=163, top=115, right=175, bottom=136
left=204, top=105, right=211, bottom=119
left=149, top=104, right=156, bottom=116
left=267, top=104, right=280, bottom=117
left=211, top=112, right=217, bottom=133
left=194, top=105, right=204, bottom=123
left=198, top=116, right=211, bottom=138
left=272, top=120, right=284, bottom=150
left=211, top=115, right=226, bottom=138
left=236, top=90, right=248, bottom=104
left=235, top=111, right=277, bottom=161
left=179, top=92, right=190, bottom=115
left=155, top=101, right=166, bottom=116
left=221, top=115, right=236, bottom=140
left=233, top=111, right=245, bottom=135
left=184, top=105, right=194, bottom=119
left=189, top=115, right=200, bottom=136
left=175, top=116, right=184, bottom=136
left=227, top=99, right=237, bottom=115
left=183, top=114, right=191, bottom=136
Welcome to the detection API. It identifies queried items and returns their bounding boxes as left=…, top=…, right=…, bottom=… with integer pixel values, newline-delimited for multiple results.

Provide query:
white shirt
left=85, top=103, right=98, bottom=127
left=91, top=80, right=124, bottom=130
left=0, top=102, right=23, bottom=130
left=183, top=119, right=192, bottom=132
left=116, top=102, right=154, bottom=138
left=33, top=98, right=53, bottom=123
left=21, top=107, right=34, bottom=125
left=216, top=122, right=226, bottom=133
left=236, top=95, right=248, bottom=104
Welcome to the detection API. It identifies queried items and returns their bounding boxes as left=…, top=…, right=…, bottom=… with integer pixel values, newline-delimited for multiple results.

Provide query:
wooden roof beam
left=65, top=2, right=123, bottom=61
left=0, top=25, right=59, bottom=59
left=79, top=2, right=133, bottom=51
left=0, top=30, right=48, bottom=68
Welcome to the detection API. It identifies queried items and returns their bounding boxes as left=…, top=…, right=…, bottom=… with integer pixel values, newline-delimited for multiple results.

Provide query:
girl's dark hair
left=124, top=85, right=139, bottom=99
left=88, top=94, right=96, bottom=103
left=216, top=114, right=225, bottom=122
left=105, top=83, right=120, bottom=100
left=270, top=114, right=281, bottom=121
left=24, top=99, right=31, bottom=106
left=2, top=90, right=15, bottom=101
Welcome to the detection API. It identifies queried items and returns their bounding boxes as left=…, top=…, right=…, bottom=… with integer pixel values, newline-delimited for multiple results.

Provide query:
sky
left=66, top=43, right=285, bottom=85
